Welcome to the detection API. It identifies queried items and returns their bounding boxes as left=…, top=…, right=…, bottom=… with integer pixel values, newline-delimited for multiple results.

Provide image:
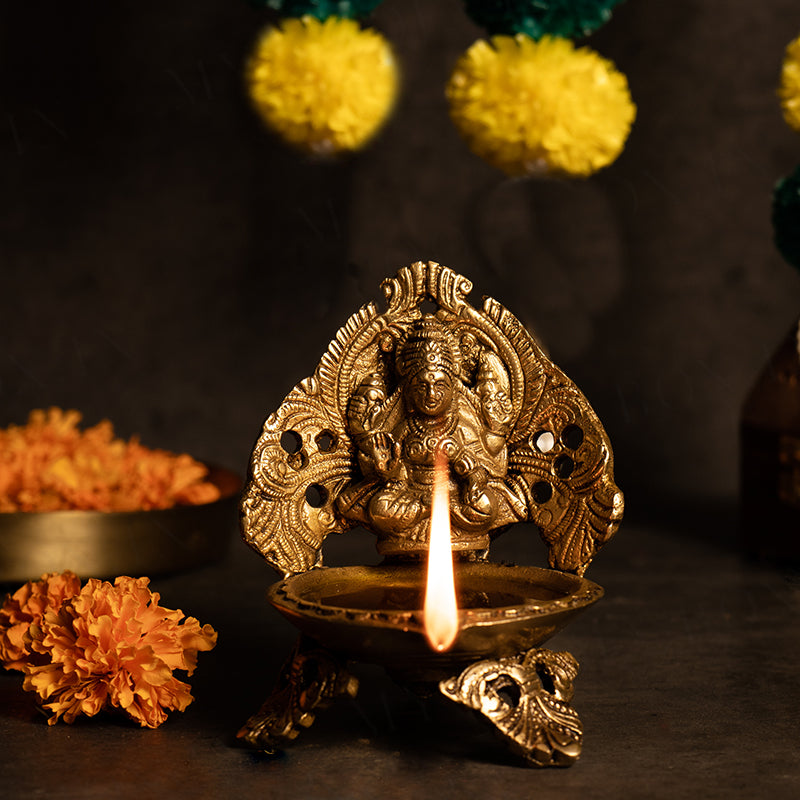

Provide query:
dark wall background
left=3, top=0, right=800, bottom=508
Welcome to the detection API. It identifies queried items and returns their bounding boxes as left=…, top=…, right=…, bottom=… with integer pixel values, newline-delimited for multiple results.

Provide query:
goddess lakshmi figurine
left=241, top=261, right=622, bottom=577
left=337, top=314, right=519, bottom=556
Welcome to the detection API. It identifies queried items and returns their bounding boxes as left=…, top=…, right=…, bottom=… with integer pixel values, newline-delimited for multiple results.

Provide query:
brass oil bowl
left=269, top=562, right=603, bottom=680
left=0, top=465, right=241, bottom=584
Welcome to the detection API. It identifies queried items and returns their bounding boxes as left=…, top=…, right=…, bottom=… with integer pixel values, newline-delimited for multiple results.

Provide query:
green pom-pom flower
left=773, top=165, right=800, bottom=270
left=249, top=1, right=384, bottom=21
left=463, top=0, right=624, bottom=40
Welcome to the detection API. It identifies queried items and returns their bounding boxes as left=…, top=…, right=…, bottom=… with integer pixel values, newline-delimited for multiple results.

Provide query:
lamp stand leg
left=237, top=635, right=358, bottom=754
left=439, top=647, right=583, bottom=767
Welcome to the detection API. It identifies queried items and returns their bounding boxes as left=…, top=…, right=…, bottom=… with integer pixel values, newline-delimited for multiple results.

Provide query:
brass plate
left=0, top=466, right=241, bottom=584
left=269, top=563, right=602, bottom=679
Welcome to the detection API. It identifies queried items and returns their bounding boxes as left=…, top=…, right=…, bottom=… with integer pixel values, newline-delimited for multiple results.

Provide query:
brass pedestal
left=238, top=563, right=600, bottom=767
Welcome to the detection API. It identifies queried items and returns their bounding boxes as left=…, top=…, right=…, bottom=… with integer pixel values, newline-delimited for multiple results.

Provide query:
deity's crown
left=396, top=314, right=457, bottom=378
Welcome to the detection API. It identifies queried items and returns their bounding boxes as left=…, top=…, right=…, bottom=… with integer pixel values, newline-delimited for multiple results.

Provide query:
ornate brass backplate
left=241, top=261, right=623, bottom=576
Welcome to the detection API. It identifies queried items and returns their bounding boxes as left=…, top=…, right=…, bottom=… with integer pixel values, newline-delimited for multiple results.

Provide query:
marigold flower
left=779, top=34, right=800, bottom=133
left=0, top=407, right=221, bottom=512
left=0, top=570, right=81, bottom=670
left=447, top=35, right=635, bottom=178
left=245, top=16, right=399, bottom=154
left=16, top=575, right=217, bottom=727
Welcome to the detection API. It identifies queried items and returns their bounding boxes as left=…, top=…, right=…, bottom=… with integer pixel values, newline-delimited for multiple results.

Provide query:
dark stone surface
left=2, top=514, right=799, bottom=799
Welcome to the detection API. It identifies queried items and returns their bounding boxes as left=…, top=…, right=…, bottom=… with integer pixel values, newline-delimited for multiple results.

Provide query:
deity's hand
left=370, top=432, right=402, bottom=480
left=464, top=465, right=489, bottom=508
left=348, top=394, right=382, bottom=435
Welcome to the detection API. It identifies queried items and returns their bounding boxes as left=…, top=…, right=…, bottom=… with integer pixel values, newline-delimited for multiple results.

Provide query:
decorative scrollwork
left=237, top=636, right=358, bottom=753
left=439, top=647, right=582, bottom=768
left=241, top=261, right=623, bottom=576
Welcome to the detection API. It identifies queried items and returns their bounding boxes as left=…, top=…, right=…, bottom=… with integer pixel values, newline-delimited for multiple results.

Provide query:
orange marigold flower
left=0, top=570, right=81, bottom=670
left=0, top=407, right=221, bottom=512
left=20, top=575, right=217, bottom=727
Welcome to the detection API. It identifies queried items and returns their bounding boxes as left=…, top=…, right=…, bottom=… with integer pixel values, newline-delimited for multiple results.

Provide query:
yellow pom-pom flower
left=446, top=35, right=635, bottom=178
left=779, top=34, right=800, bottom=133
left=246, top=16, right=398, bottom=155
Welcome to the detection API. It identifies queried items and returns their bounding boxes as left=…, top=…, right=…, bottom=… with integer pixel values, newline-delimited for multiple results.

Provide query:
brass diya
left=269, top=563, right=603, bottom=677
left=238, top=261, right=623, bottom=767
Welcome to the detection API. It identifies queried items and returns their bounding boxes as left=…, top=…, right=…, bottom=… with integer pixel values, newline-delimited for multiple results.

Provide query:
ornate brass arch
left=241, top=261, right=623, bottom=577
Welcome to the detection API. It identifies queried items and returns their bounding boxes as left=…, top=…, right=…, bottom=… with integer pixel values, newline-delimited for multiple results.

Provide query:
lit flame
left=423, top=451, right=459, bottom=652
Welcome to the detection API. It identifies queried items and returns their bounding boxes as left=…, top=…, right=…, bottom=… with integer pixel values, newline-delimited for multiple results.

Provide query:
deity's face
left=405, top=368, right=455, bottom=417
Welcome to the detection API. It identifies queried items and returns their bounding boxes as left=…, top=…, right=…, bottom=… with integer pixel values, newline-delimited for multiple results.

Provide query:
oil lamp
left=237, top=261, right=623, bottom=767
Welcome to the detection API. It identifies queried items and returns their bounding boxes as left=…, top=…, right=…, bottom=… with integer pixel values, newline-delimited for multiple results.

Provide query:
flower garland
left=244, top=1, right=398, bottom=155
left=0, top=571, right=217, bottom=728
left=774, top=33, right=800, bottom=269
left=447, top=0, right=635, bottom=177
